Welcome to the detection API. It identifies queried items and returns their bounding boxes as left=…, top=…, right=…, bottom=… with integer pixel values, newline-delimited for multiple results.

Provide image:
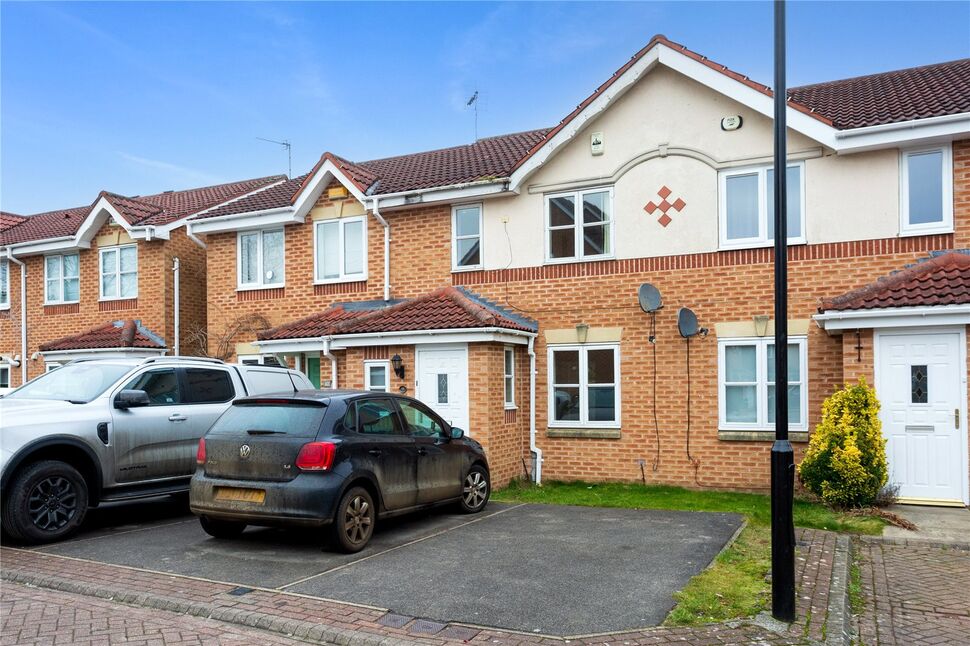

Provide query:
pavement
left=10, top=498, right=744, bottom=636
left=882, top=504, right=970, bottom=546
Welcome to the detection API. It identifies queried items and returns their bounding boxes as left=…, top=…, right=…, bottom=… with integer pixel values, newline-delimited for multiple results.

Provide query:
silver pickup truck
left=0, top=356, right=312, bottom=544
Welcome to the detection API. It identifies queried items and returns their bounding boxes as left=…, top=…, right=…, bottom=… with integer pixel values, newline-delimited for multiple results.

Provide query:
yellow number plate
left=214, top=487, right=266, bottom=504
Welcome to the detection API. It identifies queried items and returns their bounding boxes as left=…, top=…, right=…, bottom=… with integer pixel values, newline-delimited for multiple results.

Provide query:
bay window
left=45, top=253, right=80, bottom=304
left=719, top=163, right=805, bottom=248
left=238, top=228, right=284, bottom=289
left=548, top=344, right=620, bottom=427
left=546, top=187, right=613, bottom=262
left=99, top=245, right=138, bottom=300
left=901, top=146, right=952, bottom=234
left=314, top=217, right=366, bottom=283
left=718, top=336, right=807, bottom=431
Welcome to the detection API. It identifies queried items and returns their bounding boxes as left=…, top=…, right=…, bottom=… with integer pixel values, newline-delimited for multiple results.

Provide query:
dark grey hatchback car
left=189, top=390, right=490, bottom=552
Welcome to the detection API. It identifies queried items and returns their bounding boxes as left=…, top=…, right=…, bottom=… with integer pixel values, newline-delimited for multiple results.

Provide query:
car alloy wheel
left=27, top=475, right=78, bottom=532
left=462, top=470, right=489, bottom=510
left=343, top=493, right=373, bottom=546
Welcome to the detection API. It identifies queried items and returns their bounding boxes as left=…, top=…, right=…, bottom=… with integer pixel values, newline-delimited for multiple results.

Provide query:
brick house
left=0, top=176, right=283, bottom=387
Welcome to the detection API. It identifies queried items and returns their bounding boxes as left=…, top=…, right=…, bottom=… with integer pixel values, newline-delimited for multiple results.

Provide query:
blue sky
left=2, top=1, right=968, bottom=215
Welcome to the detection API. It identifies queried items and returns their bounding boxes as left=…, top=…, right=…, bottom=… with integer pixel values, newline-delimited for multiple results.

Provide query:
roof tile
left=39, top=319, right=166, bottom=351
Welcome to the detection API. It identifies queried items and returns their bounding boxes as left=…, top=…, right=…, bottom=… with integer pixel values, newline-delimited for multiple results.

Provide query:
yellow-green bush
left=798, top=379, right=888, bottom=508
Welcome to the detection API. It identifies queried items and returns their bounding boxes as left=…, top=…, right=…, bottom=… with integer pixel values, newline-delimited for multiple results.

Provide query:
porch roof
left=257, top=286, right=537, bottom=342
left=39, top=320, right=166, bottom=352
left=821, top=251, right=970, bottom=312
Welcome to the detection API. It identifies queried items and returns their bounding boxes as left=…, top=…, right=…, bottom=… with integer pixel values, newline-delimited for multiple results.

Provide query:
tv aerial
left=257, top=137, right=292, bottom=178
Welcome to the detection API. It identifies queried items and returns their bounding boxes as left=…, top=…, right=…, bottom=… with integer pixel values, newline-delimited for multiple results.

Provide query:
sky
left=2, top=1, right=968, bottom=215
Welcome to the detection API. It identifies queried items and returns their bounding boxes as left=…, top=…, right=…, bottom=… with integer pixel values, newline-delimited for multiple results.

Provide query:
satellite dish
left=678, top=308, right=699, bottom=338
left=638, top=283, right=662, bottom=313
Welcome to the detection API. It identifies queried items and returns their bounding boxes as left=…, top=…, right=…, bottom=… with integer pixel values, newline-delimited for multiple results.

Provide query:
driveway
left=24, top=497, right=742, bottom=636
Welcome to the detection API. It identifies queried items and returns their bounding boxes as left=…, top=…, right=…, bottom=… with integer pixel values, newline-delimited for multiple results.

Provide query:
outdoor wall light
left=391, top=354, right=405, bottom=379
left=754, top=315, right=770, bottom=337
left=576, top=323, right=590, bottom=344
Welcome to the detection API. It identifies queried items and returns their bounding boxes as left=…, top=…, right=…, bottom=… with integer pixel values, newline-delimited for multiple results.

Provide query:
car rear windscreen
left=207, top=404, right=326, bottom=438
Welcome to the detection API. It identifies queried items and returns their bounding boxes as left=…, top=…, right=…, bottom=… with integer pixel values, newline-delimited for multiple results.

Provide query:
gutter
left=185, top=223, right=207, bottom=249
left=5, top=249, right=27, bottom=385
left=528, top=336, right=542, bottom=484
left=322, top=337, right=338, bottom=389
left=368, top=197, right=391, bottom=301
left=834, top=112, right=970, bottom=139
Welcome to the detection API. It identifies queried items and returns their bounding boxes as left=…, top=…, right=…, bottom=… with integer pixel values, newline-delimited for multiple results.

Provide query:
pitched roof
left=821, top=252, right=970, bottom=311
left=258, top=286, right=537, bottom=341
left=0, top=212, right=27, bottom=231
left=1, top=176, right=284, bottom=246
left=789, top=59, right=970, bottom=130
left=192, top=175, right=305, bottom=221
left=39, top=320, right=167, bottom=352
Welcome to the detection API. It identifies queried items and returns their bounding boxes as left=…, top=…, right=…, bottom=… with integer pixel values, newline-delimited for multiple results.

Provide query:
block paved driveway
left=853, top=538, right=970, bottom=645
left=21, top=496, right=742, bottom=636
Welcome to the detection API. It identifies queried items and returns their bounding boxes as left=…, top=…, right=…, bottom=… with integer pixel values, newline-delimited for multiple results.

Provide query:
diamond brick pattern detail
left=644, top=186, right=687, bottom=228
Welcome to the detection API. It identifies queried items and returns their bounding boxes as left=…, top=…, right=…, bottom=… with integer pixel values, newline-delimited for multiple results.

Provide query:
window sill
left=451, top=265, right=483, bottom=273
left=313, top=277, right=368, bottom=285
left=543, top=255, right=614, bottom=266
left=99, top=296, right=139, bottom=302
left=236, top=285, right=285, bottom=292
left=44, top=301, right=80, bottom=307
left=898, top=226, right=953, bottom=238
left=0, top=305, right=9, bottom=311
left=718, top=239, right=807, bottom=252
left=547, top=427, right=621, bottom=439
left=504, top=404, right=517, bottom=410
left=718, top=429, right=809, bottom=442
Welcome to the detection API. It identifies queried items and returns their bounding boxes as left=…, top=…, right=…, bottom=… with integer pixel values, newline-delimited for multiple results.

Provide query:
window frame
left=98, top=243, right=139, bottom=301
left=312, top=216, right=368, bottom=284
left=717, top=161, right=806, bottom=250
left=0, top=259, right=9, bottom=309
left=503, top=347, right=516, bottom=409
left=899, top=144, right=953, bottom=236
left=451, top=203, right=483, bottom=271
left=0, top=365, right=9, bottom=388
left=547, top=343, right=621, bottom=429
left=237, top=228, right=285, bottom=290
left=544, top=186, right=615, bottom=264
left=717, top=336, right=808, bottom=432
left=44, top=252, right=81, bottom=305
left=364, top=360, right=390, bottom=393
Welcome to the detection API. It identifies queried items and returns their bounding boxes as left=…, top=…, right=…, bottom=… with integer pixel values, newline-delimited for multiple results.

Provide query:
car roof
left=233, top=389, right=410, bottom=406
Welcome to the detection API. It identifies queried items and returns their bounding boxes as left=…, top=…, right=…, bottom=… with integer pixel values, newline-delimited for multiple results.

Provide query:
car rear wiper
left=246, top=429, right=285, bottom=435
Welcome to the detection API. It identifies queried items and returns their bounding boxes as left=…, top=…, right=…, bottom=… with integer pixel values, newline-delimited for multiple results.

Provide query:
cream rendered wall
left=481, top=65, right=900, bottom=270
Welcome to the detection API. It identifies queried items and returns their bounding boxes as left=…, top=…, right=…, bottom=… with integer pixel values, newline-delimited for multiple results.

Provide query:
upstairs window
left=238, top=229, right=284, bottom=289
left=546, top=187, right=613, bottom=262
left=0, top=260, right=8, bottom=308
left=901, top=146, right=952, bottom=234
left=452, top=204, right=482, bottom=270
left=314, top=217, right=366, bottom=283
left=99, top=245, right=138, bottom=300
left=45, top=253, right=80, bottom=304
left=719, top=163, right=804, bottom=248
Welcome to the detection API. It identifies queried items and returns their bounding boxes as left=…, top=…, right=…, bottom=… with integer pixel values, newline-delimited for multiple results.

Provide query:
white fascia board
left=292, top=160, right=367, bottom=216
left=3, top=237, right=91, bottom=256
left=254, top=327, right=536, bottom=353
left=834, top=113, right=970, bottom=154
left=188, top=208, right=302, bottom=234
left=814, top=304, right=970, bottom=332
left=40, top=347, right=167, bottom=362
left=372, top=182, right=510, bottom=209
left=251, top=338, right=329, bottom=354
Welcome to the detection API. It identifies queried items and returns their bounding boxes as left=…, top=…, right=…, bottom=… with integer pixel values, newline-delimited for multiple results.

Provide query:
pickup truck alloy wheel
left=333, top=487, right=374, bottom=552
left=2, top=460, right=89, bottom=545
left=459, top=466, right=490, bottom=513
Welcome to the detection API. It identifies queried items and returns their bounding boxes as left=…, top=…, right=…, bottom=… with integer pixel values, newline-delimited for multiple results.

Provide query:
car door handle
left=368, top=449, right=382, bottom=456
left=168, top=414, right=187, bottom=423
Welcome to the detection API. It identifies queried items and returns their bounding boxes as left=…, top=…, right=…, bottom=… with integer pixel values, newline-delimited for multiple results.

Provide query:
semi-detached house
left=5, top=35, right=970, bottom=504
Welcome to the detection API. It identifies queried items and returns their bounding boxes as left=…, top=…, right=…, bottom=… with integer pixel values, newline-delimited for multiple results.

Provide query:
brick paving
left=0, top=527, right=844, bottom=646
left=852, top=538, right=970, bottom=645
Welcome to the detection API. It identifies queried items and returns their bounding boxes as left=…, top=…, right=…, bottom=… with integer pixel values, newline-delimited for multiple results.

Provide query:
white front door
left=877, top=330, right=967, bottom=504
left=416, top=345, right=469, bottom=433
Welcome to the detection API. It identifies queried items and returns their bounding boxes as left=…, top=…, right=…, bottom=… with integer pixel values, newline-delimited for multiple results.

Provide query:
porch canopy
left=814, top=251, right=970, bottom=331
left=39, top=319, right=167, bottom=363
left=254, top=286, right=538, bottom=353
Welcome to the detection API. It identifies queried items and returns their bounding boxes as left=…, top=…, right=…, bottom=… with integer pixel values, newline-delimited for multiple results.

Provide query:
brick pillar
left=954, top=138, right=970, bottom=249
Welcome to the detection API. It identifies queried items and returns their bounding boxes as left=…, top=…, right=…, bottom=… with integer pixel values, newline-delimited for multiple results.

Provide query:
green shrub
left=798, top=378, right=888, bottom=508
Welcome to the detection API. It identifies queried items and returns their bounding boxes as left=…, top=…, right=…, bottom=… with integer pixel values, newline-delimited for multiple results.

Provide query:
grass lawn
left=493, top=480, right=884, bottom=626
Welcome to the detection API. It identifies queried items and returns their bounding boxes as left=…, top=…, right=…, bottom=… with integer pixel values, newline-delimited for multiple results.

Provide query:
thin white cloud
left=118, top=152, right=222, bottom=185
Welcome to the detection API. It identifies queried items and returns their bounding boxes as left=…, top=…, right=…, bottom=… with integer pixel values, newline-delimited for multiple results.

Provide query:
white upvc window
left=546, top=186, right=614, bottom=262
left=718, top=336, right=808, bottom=432
left=238, top=228, right=285, bottom=289
left=0, top=365, right=9, bottom=388
left=314, top=217, right=367, bottom=283
left=718, top=162, right=805, bottom=249
left=504, top=347, right=516, bottom=409
left=452, top=204, right=483, bottom=270
left=44, top=253, right=80, bottom=304
left=900, top=145, right=953, bottom=235
left=238, top=354, right=284, bottom=367
left=364, top=360, right=390, bottom=392
left=0, top=260, right=9, bottom=309
left=548, top=343, right=620, bottom=428
left=99, top=244, right=138, bottom=300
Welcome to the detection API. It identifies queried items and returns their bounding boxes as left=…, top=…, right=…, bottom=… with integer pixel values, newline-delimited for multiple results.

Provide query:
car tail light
left=295, top=442, right=336, bottom=471
left=196, top=438, right=206, bottom=465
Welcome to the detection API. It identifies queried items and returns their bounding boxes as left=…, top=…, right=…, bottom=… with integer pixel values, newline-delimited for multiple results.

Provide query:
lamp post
left=771, top=0, right=796, bottom=623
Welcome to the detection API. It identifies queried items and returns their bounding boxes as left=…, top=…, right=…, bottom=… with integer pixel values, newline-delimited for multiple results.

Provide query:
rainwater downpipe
left=7, top=249, right=27, bottom=385
left=528, top=336, right=542, bottom=484
left=370, top=198, right=391, bottom=301
left=172, top=257, right=180, bottom=355
left=322, top=336, right=338, bottom=389
left=186, top=224, right=207, bottom=249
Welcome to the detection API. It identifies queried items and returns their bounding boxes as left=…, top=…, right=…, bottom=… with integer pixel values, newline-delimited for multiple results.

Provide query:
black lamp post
left=771, top=0, right=796, bottom=623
